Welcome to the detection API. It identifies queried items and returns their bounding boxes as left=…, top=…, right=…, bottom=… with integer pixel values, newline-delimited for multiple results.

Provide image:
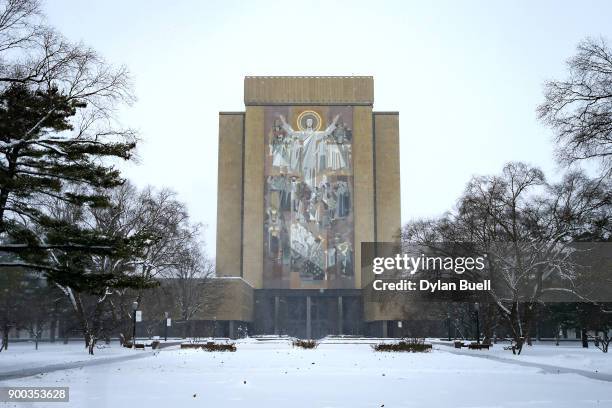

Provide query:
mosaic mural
left=263, top=106, right=354, bottom=288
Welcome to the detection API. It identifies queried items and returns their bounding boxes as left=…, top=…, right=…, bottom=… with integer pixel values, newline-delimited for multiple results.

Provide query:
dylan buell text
left=372, top=279, right=492, bottom=292
left=371, top=254, right=490, bottom=292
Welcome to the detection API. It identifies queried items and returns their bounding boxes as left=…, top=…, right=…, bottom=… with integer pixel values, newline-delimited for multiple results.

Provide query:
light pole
left=132, top=301, right=138, bottom=348
left=474, top=302, right=480, bottom=345
left=164, top=312, right=169, bottom=342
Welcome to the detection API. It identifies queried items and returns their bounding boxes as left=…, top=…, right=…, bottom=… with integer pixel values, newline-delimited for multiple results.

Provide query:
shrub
left=373, top=338, right=432, bottom=353
left=292, top=339, right=319, bottom=349
left=180, top=342, right=236, bottom=352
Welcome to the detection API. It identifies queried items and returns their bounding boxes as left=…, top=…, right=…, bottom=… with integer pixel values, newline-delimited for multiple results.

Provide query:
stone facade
left=210, top=76, right=401, bottom=337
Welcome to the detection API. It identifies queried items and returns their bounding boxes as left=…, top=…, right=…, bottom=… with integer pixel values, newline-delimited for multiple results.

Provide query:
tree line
left=402, top=37, right=612, bottom=353
left=0, top=0, right=213, bottom=354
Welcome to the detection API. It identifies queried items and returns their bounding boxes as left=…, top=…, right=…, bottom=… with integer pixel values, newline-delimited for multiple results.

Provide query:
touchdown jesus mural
left=263, top=106, right=355, bottom=289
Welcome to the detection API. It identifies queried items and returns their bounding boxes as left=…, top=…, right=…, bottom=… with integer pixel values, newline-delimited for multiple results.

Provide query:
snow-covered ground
left=487, top=341, right=612, bottom=375
left=0, top=341, right=134, bottom=373
left=434, top=339, right=612, bottom=375
left=1, top=339, right=611, bottom=407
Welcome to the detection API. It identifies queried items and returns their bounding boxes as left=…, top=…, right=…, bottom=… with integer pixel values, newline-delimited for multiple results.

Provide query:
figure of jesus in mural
left=278, top=113, right=340, bottom=187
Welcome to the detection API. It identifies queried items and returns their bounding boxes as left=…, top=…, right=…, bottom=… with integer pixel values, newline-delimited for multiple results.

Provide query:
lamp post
left=447, top=312, right=452, bottom=342
left=132, top=301, right=138, bottom=348
left=474, top=302, right=480, bottom=345
left=164, top=312, right=169, bottom=342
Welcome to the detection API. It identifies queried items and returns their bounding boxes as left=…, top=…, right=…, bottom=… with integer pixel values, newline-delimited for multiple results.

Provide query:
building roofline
left=244, top=75, right=373, bottom=79
left=244, top=76, right=374, bottom=105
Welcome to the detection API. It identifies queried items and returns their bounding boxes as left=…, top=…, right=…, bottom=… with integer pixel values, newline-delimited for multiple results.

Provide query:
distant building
left=208, top=76, right=401, bottom=338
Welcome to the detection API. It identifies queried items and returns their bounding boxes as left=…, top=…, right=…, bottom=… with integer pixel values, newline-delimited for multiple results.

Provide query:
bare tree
left=127, top=187, right=201, bottom=288
left=0, top=0, right=42, bottom=55
left=161, top=244, right=219, bottom=338
left=0, top=0, right=136, bottom=265
left=538, top=37, right=612, bottom=178
left=403, top=163, right=611, bottom=353
left=101, top=185, right=206, bottom=343
left=35, top=182, right=205, bottom=353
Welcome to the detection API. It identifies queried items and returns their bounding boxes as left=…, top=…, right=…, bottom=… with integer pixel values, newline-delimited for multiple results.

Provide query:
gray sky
left=43, top=0, right=612, bottom=257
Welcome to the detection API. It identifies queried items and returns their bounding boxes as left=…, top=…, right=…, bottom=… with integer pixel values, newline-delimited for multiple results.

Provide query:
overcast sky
left=44, top=0, right=612, bottom=258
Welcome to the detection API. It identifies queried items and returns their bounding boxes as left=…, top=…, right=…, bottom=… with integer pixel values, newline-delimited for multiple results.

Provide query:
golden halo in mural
left=296, top=110, right=322, bottom=131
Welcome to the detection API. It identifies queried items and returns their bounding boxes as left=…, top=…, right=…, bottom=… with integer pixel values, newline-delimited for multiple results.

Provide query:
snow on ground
left=1, top=339, right=612, bottom=407
left=435, top=339, right=612, bottom=375
left=487, top=341, right=612, bottom=375
left=0, top=341, right=134, bottom=373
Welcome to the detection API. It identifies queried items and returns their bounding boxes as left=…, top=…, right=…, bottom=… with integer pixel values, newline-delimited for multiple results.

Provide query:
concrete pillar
left=306, top=296, right=312, bottom=339
left=274, top=296, right=280, bottom=335
left=353, top=106, right=375, bottom=289
left=337, top=296, right=343, bottom=335
left=381, top=320, right=388, bottom=338
left=229, top=321, right=235, bottom=339
left=242, top=107, right=265, bottom=288
left=216, top=113, right=244, bottom=279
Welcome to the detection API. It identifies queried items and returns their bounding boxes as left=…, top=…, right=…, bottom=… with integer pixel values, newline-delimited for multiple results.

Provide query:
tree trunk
left=49, top=319, right=56, bottom=343
left=50, top=301, right=59, bottom=343
left=88, top=334, right=95, bottom=355
left=515, top=337, right=524, bottom=355
left=73, top=293, right=92, bottom=349
left=505, top=301, right=524, bottom=355
left=0, top=156, right=18, bottom=233
left=2, top=324, right=8, bottom=350
left=86, top=296, right=108, bottom=355
left=581, top=328, right=589, bottom=348
left=482, top=303, right=494, bottom=344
